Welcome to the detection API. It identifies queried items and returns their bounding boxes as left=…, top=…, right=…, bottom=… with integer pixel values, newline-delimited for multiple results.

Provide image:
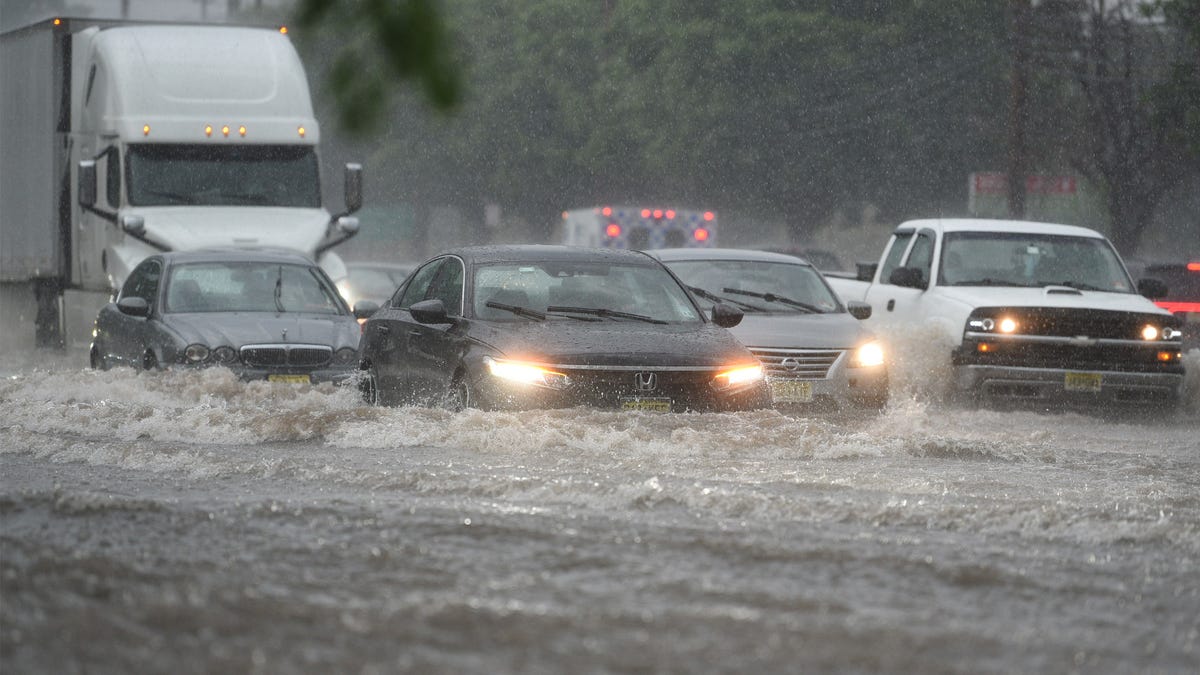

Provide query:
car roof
left=647, top=247, right=814, bottom=266
left=158, top=248, right=317, bottom=266
left=439, top=244, right=660, bottom=266
left=900, top=218, right=1106, bottom=239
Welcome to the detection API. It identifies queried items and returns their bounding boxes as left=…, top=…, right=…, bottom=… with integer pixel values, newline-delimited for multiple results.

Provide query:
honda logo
left=633, top=371, right=658, bottom=392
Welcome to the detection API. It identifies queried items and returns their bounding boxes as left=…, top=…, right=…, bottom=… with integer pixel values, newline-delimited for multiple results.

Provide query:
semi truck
left=0, top=16, right=363, bottom=349
left=560, top=206, right=718, bottom=250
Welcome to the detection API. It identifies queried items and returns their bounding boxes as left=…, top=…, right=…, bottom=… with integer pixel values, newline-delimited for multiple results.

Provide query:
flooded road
left=2, top=346, right=1199, bottom=673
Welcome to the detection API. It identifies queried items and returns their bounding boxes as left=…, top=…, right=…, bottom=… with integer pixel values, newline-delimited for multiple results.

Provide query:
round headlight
left=333, top=347, right=358, bottom=366
left=852, top=341, right=886, bottom=368
left=998, top=317, right=1018, bottom=334
left=184, top=344, right=210, bottom=363
left=212, top=346, right=238, bottom=364
left=1141, top=324, right=1159, bottom=341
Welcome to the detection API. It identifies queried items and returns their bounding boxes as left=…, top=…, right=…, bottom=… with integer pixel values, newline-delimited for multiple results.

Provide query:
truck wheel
left=142, top=350, right=159, bottom=371
left=90, top=344, right=109, bottom=371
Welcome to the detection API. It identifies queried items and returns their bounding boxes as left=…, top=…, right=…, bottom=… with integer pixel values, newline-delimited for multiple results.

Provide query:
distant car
left=1134, top=260, right=1200, bottom=351
left=650, top=248, right=889, bottom=410
left=357, top=245, right=771, bottom=412
left=337, top=261, right=417, bottom=307
left=90, top=249, right=363, bottom=383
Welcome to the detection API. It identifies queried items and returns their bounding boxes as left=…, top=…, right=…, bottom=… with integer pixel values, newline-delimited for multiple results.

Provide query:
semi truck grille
left=240, top=344, right=332, bottom=368
left=749, top=347, right=842, bottom=379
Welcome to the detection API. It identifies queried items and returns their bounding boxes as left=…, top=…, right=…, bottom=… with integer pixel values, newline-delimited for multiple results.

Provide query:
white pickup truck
left=825, top=218, right=1186, bottom=407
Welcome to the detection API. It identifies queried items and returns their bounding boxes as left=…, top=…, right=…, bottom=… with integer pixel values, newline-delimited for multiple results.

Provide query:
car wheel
left=142, top=350, right=159, bottom=371
left=447, top=373, right=475, bottom=412
left=90, top=344, right=109, bottom=371
left=360, top=365, right=383, bottom=406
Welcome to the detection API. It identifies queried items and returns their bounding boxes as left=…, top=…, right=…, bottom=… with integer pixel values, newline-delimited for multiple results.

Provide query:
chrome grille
left=749, top=347, right=842, bottom=380
left=240, top=344, right=332, bottom=368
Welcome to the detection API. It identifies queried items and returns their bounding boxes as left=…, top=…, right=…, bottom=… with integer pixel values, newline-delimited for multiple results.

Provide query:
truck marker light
left=204, top=125, right=213, bottom=137
left=606, top=223, right=621, bottom=238
left=1157, top=351, right=1179, bottom=362
left=1141, top=324, right=1159, bottom=341
left=297, top=126, right=306, bottom=138
left=53, top=18, right=63, bottom=26
left=694, top=228, right=710, bottom=242
left=998, top=317, right=1018, bottom=333
left=142, top=125, right=151, bottom=136
left=221, top=125, right=230, bottom=137
left=238, top=125, right=247, bottom=137
left=279, top=26, right=288, bottom=34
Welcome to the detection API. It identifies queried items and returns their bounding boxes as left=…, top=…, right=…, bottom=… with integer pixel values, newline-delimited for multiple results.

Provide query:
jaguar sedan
left=650, top=248, right=889, bottom=410
left=90, top=249, right=364, bottom=383
left=357, top=245, right=771, bottom=412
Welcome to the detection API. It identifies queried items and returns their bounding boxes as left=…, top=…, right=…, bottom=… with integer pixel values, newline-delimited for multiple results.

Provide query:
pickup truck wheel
left=142, top=350, right=160, bottom=371
left=90, top=344, right=109, bottom=371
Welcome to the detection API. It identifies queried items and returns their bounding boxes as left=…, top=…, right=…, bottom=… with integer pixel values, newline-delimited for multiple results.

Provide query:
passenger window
left=879, top=232, right=914, bottom=285
left=397, top=259, right=443, bottom=308
left=121, top=260, right=161, bottom=304
left=104, top=147, right=120, bottom=208
left=426, top=257, right=464, bottom=316
left=906, top=232, right=935, bottom=287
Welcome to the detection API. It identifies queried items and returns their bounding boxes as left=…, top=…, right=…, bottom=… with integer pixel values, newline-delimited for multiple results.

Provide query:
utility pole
left=1007, top=0, right=1031, bottom=219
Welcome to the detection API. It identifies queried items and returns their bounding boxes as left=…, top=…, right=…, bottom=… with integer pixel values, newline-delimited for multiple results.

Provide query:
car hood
left=128, top=206, right=331, bottom=254
left=935, top=286, right=1172, bottom=315
left=730, top=312, right=875, bottom=349
left=473, top=320, right=755, bottom=368
left=163, top=312, right=360, bottom=350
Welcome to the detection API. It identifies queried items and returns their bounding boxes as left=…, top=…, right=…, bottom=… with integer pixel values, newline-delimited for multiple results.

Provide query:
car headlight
left=336, top=280, right=356, bottom=306
left=333, top=347, right=358, bottom=366
left=967, top=316, right=1020, bottom=334
left=184, top=344, right=210, bottom=363
left=850, top=340, right=885, bottom=368
left=212, top=346, right=238, bottom=364
left=485, top=357, right=571, bottom=389
left=711, top=364, right=764, bottom=391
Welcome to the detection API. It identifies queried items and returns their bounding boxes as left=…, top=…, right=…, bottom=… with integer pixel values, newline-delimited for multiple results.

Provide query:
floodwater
left=2, top=336, right=1198, bottom=674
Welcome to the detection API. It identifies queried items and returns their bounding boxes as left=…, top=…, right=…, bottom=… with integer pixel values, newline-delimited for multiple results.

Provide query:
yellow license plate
left=620, top=397, right=672, bottom=412
left=770, top=380, right=814, bottom=403
left=268, top=374, right=311, bottom=384
left=1064, top=372, right=1102, bottom=392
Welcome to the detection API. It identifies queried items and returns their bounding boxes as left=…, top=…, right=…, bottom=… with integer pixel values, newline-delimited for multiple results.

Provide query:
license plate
left=268, top=374, right=311, bottom=384
left=1064, top=371, right=1102, bottom=392
left=619, top=397, right=672, bottom=412
left=770, top=380, right=814, bottom=403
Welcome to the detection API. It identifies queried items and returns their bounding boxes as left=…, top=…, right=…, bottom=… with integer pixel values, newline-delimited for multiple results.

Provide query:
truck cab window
left=104, top=147, right=120, bottom=208
left=879, top=232, right=914, bottom=286
left=906, top=232, right=935, bottom=286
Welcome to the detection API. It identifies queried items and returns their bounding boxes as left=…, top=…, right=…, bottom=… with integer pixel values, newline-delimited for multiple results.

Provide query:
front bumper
left=953, top=364, right=1182, bottom=405
left=749, top=347, right=889, bottom=410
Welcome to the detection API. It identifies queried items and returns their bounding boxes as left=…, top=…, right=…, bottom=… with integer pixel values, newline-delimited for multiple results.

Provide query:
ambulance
left=560, top=206, right=717, bottom=250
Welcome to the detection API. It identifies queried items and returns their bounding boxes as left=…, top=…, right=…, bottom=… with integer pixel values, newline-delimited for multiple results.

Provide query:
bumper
left=953, top=365, right=1183, bottom=406
left=472, top=376, right=772, bottom=413
left=185, top=363, right=357, bottom=385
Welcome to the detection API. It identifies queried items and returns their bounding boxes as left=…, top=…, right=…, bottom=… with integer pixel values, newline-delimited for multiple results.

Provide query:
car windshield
left=472, top=261, right=701, bottom=323
left=164, top=262, right=346, bottom=314
left=940, top=232, right=1134, bottom=292
left=126, top=144, right=321, bottom=208
left=665, top=260, right=842, bottom=314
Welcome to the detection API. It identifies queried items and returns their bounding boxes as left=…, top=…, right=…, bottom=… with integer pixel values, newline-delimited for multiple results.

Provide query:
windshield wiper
left=143, top=189, right=198, bottom=205
left=273, top=265, right=285, bottom=313
left=951, top=278, right=1023, bottom=287
left=1045, top=280, right=1105, bottom=291
left=214, top=191, right=272, bottom=205
left=485, top=300, right=546, bottom=320
left=545, top=305, right=668, bottom=324
left=686, top=285, right=766, bottom=312
left=721, top=288, right=823, bottom=313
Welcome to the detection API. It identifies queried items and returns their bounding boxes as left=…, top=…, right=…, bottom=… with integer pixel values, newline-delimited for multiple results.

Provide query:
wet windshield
left=939, top=232, right=1134, bottom=292
left=126, top=144, right=321, bottom=208
left=666, top=260, right=842, bottom=314
left=164, top=262, right=346, bottom=314
left=472, top=261, right=700, bottom=323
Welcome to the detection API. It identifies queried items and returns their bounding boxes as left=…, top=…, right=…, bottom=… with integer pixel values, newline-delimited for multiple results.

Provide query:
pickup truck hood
left=730, top=312, right=875, bottom=349
left=935, top=286, right=1171, bottom=316
left=130, top=206, right=331, bottom=254
left=164, top=312, right=360, bottom=351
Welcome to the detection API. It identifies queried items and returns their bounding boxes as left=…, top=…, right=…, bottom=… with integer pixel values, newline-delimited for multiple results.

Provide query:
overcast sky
left=0, top=0, right=292, bottom=32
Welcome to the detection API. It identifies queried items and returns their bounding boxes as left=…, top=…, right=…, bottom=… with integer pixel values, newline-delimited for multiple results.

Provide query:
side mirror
left=847, top=301, right=872, bottom=320
left=888, top=266, right=926, bottom=289
left=336, top=216, right=360, bottom=236
left=711, top=302, right=744, bottom=328
left=116, top=297, right=150, bottom=317
left=121, top=214, right=146, bottom=237
left=78, top=160, right=97, bottom=208
left=343, top=163, right=363, bottom=214
left=353, top=300, right=380, bottom=319
left=409, top=298, right=450, bottom=324
left=856, top=262, right=878, bottom=282
left=1137, top=278, right=1168, bottom=299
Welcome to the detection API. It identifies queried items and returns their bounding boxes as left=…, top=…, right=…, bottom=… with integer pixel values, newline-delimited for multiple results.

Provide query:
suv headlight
left=849, top=340, right=885, bottom=368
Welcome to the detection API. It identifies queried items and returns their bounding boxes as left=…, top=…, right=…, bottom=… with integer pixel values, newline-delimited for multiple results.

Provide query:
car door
left=863, top=229, right=935, bottom=324
left=103, top=258, right=162, bottom=367
left=364, top=257, right=445, bottom=402
left=407, top=256, right=466, bottom=397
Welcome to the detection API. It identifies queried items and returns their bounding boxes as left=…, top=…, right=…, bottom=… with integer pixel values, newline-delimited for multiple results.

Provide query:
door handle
left=886, top=299, right=895, bottom=311
left=376, top=325, right=390, bottom=334
left=408, top=330, right=422, bottom=337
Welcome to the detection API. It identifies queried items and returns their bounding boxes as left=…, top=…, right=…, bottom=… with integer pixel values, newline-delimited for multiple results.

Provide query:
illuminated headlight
left=1141, top=324, right=1159, bottom=341
left=212, top=346, right=238, bottom=364
left=336, top=280, right=356, bottom=305
left=184, top=344, right=210, bottom=363
left=997, top=317, right=1019, bottom=334
left=711, top=364, right=764, bottom=391
left=850, top=341, right=885, bottom=368
left=333, top=347, right=358, bottom=366
left=485, top=357, right=570, bottom=389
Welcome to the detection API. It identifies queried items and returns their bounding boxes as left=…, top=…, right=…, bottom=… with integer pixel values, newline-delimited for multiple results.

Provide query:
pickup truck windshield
left=126, top=144, right=321, bottom=208
left=939, top=231, right=1134, bottom=293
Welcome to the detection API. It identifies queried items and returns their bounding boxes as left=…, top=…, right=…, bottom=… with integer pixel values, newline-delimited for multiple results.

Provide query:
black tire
left=446, top=374, right=475, bottom=412
left=142, top=350, right=159, bottom=371
left=90, top=344, right=109, bottom=371
left=360, top=365, right=383, bottom=406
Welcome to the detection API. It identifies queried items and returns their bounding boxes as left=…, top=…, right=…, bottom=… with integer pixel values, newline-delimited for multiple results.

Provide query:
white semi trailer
left=0, top=16, right=363, bottom=348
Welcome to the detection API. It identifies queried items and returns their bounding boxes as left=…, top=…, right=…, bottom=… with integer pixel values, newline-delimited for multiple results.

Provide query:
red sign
left=971, top=172, right=1078, bottom=195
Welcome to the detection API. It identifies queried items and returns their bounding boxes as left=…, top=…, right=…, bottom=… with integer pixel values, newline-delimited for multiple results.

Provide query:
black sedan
left=90, top=249, right=364, bottom=383
left=357, top=245, right=770, bottom=412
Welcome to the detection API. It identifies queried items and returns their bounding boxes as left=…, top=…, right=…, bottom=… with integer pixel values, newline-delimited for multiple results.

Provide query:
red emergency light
left=1188, top=262, right=1200, bottom=272
left=606, top=223, right=622, bottom=238
left=703, top=211, right=715, bottom=221
left=694, top=228, right=710, bottom=242
left=653, top=209, right=664, bottom=219
left=641, top=209, right=651, bottom=218
left=601, top=207, right=612, bottom=216
left=666, top=210, right=676, bottom=219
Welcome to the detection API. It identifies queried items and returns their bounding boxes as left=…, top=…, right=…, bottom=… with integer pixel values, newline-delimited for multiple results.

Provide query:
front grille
left=240, top=344, right=332, bottom=368
left=976, top=307, right=1178, bottom=340
left=749, top=347, right=842, bottom=380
